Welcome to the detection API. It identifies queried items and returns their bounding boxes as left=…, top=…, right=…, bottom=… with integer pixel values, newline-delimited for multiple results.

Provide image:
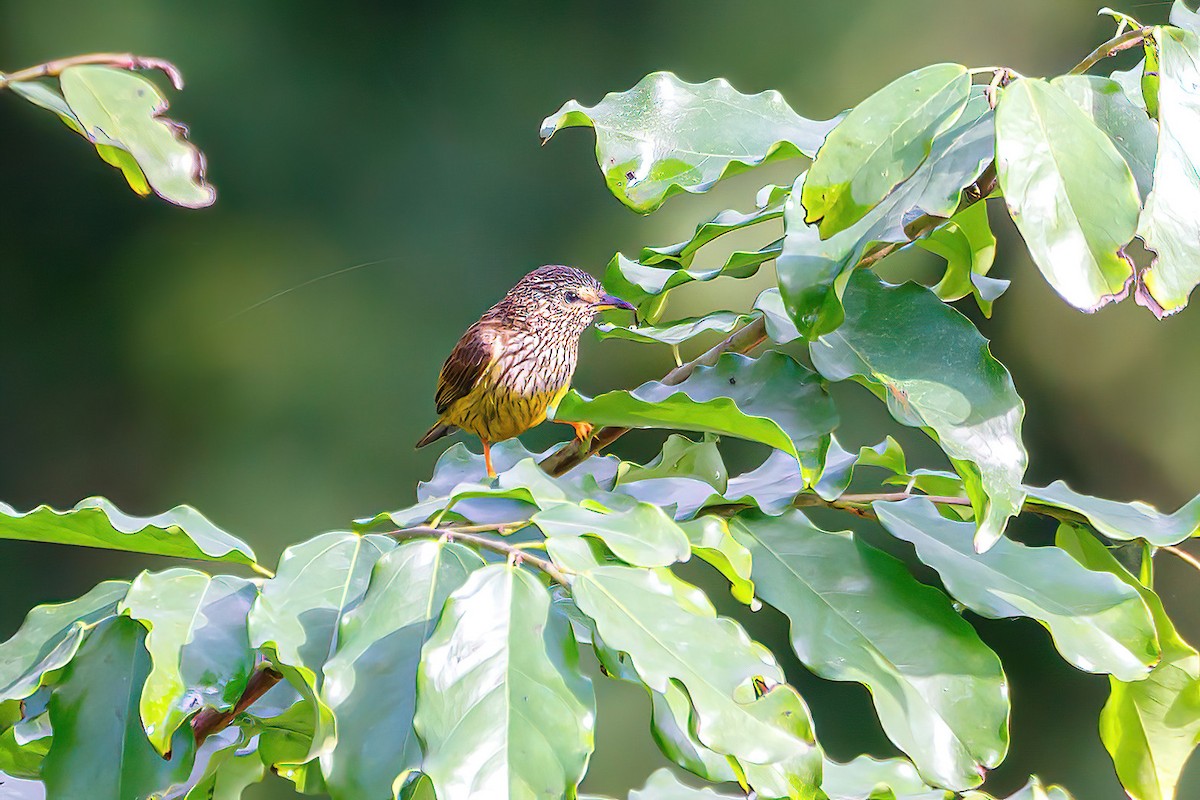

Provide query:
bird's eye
left=563, top=290, right=580, bottom=303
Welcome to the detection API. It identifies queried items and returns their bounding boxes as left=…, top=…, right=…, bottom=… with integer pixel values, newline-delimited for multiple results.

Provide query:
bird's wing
left=435, top=321, right=500, bottom=415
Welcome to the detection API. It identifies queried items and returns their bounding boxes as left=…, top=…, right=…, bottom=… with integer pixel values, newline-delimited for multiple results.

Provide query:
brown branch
left=1068, top=26, right=1153, bottom=76
left=388, top=524, right=571, bottom=586
left=0, top=52, right=184, bottom=90
left=192, top=666, right=282, bottom=745
left=1162, top=545, right=1200, bottom=575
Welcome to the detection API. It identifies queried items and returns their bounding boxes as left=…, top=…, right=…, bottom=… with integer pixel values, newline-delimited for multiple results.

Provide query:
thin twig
left=1162, top=545, right=1200, bottom=575
left=0, top=52, right=184, bottom=90
left=1069, top=26, right=1153, bottom=75
left=388, top=525, right=571, bottom=586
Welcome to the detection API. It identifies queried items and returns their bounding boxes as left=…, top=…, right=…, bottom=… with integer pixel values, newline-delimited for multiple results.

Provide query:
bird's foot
left=570, top=421, right=595, bottom=452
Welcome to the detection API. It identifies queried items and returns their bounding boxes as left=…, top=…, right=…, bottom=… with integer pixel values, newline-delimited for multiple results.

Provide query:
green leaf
left=814, top=435, right=909, bottom=502
left=810, top=272, right=1027, bottom=551
left=1026, top=481, right=1200, bottom=546
left=1172, top=0, right=1200, bottom=33
left=415, top=563, right=595, bottom=800
left=0, top=722, right=49, bottom=780
left=679, top=516, right=756, bottom=606
left=1053, top=75, right=1158, bottom=203
left=603, top=252, right=776, bottom=319
left=619, top=434, right=727, bottom=489
left=9, top=79, right=85, bottom=131
left=919, top=202, right=1007, bottom=317
left=630, top=768, right=742, bottom=799
left=822, top=754, right=947, bottom=800
left=0, top=497, right=259, bottom=567
left=732, top=510, right=1008, bottom=790
left=998, top=777, right=1074, bottom=800
left=1057, top=526, right=1200, bottom=800
left=0, top=580, right=127, bottom=703
left=42, top=617, right=195, bottom=799
left=597, top=311, right=758, bottom=347
left=533, top=502, right=691, bottom=567
left=754, top=288, right=803, bottom=345
left=554, top=351, right=838, bottom=486
left=874, top=498, right=1158, bottom=681
left=1135, top=27, right=1200, bottom=317
left=58, top=66, right=215, bottom=207
left=119, top=569, right=257, bottom=755
left=802, top=63, right=970, bottom=237
left=779, top=90, right=994, bottom=338
left=184, top=737, right=265, bottom=800
left=641, top=187, right=788, bottom=267
left=722, top=449, right=805, bottom=516
left=542, top=72, right=836, bottom=213
left=649, top=682, right=739, bottom=784
left=557, top=542, right=819, bottom=784
left=321, top=540, right=484, bottom=800
left=995, top=78, right=1140, bottom=310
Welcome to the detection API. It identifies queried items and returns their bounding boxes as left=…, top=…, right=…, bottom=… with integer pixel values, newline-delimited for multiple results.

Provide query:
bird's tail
left=416, top=421, right=456, bottom=448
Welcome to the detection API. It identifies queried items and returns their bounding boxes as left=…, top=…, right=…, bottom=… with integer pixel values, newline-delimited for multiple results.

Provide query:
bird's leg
left=557, top=420, right=594, bottom=450
left=482, top=439, right=496, bottom=479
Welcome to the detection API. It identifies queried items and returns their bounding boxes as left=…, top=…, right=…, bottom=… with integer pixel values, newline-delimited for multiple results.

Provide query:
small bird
left=416, top=265, right=635, bottom=478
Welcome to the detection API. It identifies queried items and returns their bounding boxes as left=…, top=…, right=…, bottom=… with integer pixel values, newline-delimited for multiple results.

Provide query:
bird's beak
left=593, top=293, right=636, bottom=312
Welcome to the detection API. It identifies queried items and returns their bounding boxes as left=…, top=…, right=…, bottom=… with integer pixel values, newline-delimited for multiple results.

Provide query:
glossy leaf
left=59, top=66, right=215, bottom=207
left=641, top=187, right=787, bottom=267
left=0, top=497, right=259, bottom=567
left=679, top=516, right=756, bottom=606
left=919, top=202, right=1007, bottom=317
left=815, top=435, right=909, bottom=502
left=554, top=351, right=838, bottom=485
left=822, top=754, right=947, bottom=800
left=802, top=63, right=971, bottom=237
left=780, top=90, right=994, bottom=338
left=42, top=617, right=195, bottom=799
left=556, top=540, right=820, bottom=781
left=597, top=311, right=757, bottom=347
left=754, top=288, right=803, bottom=344
left=618, top=434, right=726, bottom=489
left=1172, top=0, right=1200, bottom=33
left=1057, top=526, right=1200, bottom=800
left=604, top=253, right=775, bottom=318
left=811, top=272, right=1027, bottom=550
left=649, top=682, right=739, bottom=784
left=542, top=72, right=836, bottom=213
left=996, top=78, right=1140, bottom=310
left=722, top=449, right=805, bottom=516
left=629, top=768, right=741, bottom=799
left=875, top=498, right=1158, bottom=681
left=533, top=502, right=691, bottom=567
left=999, top=777, right=1074, bottom=800
left=1053, top=75, right=1158, bottom=202
left=1135, top=27, right=1200, bottom=317
left=119, top=569, right=257, bottom=755
left=321, top=540, right=484, bottom=800
left=732, top=510, right=1008, bottom=790
left=415, top=564, right=595, bottom=800
left=0, top=580, right=127, bottom=703
left=1026, top=481, right=1200, bottom=546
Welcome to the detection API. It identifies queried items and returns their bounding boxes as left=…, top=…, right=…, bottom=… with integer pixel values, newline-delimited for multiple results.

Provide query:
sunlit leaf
left=0, top=497, right=259, bottom=567
left=597, top=311, right=757, bottom=347
left=875, top=498, right=1158, bottom=681
left=321, top=540, right=484, bottom=800
left=640, top=186, right=788, bottom=267
left=997, top=776, right=1075, bottom=800
left=649, top=682, right=739, bottom=784
left=1026, top=481, right=1200, bottom=546
left=1172, top=0, right=1200, bottom=34
left=618, top=434, right=727, bottom=489
left=554, top=351, right=838, bottom=485
left=814, top=435, right=909, bottom=502
left=1057, top=526, right=1200, bottom=800
left=604, top=252, right=777, bottom=319
left=533, top=502, right=691, bottom=567
left=42, top=617, right=195, bottom=799
left=119, top=569, right=256, bottom=756
left=415, top=564, right=595, bottom=800
left=59, top=66, right=215, bottom=207
left=802, top=63, right=971, bottom=237
left=919, top=202, right=1006, bottom=317
left=0, top=581, right=127, bottom=704
left=1135, top=27, right=1200, bottom=317
left=822, top=754, right=947, bottom=800
left=810, top=272, right=1027, bottom=550
left=679, top=516, right=756, bottom=606
left=629, top=768, right=742, bottom=799
left=754, top=288, right=803, bottom=344
left=732, top=510, right=1008, bottom=790
left=542, top=72, right=836, bottom=213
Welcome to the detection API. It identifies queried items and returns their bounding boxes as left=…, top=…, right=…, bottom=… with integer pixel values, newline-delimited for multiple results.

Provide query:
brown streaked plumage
left=416, top=265, right=635, bottom=477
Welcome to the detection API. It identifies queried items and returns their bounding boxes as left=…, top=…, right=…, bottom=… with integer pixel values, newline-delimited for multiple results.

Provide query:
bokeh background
left=2, top=1, right=1198, bottom=797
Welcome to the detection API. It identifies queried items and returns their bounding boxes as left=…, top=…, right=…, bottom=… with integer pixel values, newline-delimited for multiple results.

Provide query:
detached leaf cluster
left=4, top=5, right=1200, bottom=800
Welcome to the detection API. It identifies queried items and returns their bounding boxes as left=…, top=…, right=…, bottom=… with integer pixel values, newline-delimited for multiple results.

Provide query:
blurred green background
left=2, top=0, right=1198, bottom=797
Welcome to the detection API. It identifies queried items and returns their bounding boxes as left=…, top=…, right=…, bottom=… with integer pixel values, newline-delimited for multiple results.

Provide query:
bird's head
left=501, top=265, right=634, bottom=336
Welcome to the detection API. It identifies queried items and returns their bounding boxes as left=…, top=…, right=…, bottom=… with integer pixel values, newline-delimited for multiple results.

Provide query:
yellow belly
left=443, top=379, right=569, bottom=443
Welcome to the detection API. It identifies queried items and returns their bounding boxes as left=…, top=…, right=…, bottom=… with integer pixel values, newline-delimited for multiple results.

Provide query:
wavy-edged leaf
left=533, top=502, right=690, bottom=567
left=42, top=617, right=195, bottom=799
left=604, top=252, right=777, bottom=319
left=999, top=777, right=1074, bottom=800
left=1053, top=74, right=1158, bottom=203
left=0, top=497, right=259, bottom=567
left=732, top=510, right=1008, bottom=790
left=57, top=66, right=215, bottom=207
left=641, top=186, right=788, bottom=267
left=722, top=449, right=805, bottom=516
left=1057, top=525, right=1200, bottom=800
left=802, top=64, right=970, bottom=237
left=552, top=539, right=820, bottom=782
left=415, top=563, right=595, bottom=800
left=321, top=540, right=484, bottom=800
left=1135, top=27, right=1200, bottom=317
left=554, top=351, right=838, bottom=486
left=183, top=735, right=264, bottom=800
left=119, top=569, right=256, bottom=755
left=629, top=768, right=742, bottom=799
left=0, top=580, right=127, bottom=703
left=875, top=498, right=1158, bottom=681
left=996, top=78, right=1140, bottom=310
left=754, top=288, right=803, bottom=345
left=822, top=754, right=947, bottom=800
left=542, top=72, right=836, bottom=213
left=920, top=202, right=1007, bottom=317
left=679, top=516, right=755, bottom=606
left=619, top=434, right=727, bottom=489
left=810, top=272, right=1027, bottom=551
left=598, top=312, right=757, bottom=348
left=1027, top=481, right=1200, bottom=546
left=649, top=682, right=739, bottom=784
left=1173, top=0, right=1200, bottom=33
left=780, top=89, right=994, bottom=338
left=815, top=435, right=909, bottom=502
